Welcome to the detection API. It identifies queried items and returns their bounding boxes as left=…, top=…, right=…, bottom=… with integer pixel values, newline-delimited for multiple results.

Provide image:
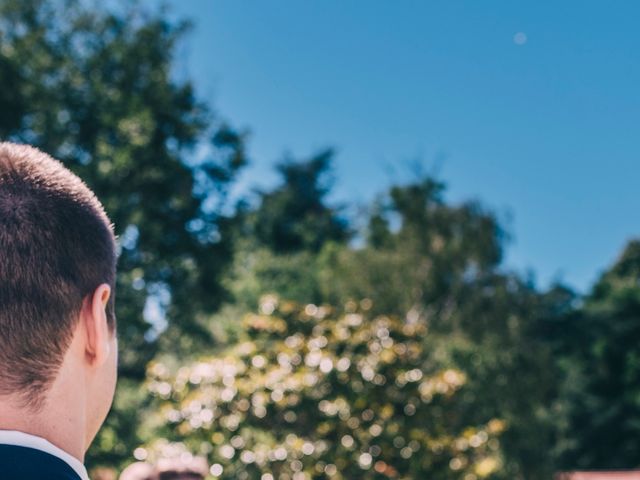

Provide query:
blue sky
left=159, top=1, right=640, bottom=293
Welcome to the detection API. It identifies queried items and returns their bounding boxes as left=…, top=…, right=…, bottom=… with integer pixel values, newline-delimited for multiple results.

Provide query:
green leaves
left=247, top=149, right=351, bottom=254
left=0, top=0, right=248, bottom=469
left=222, top=174, right=560, bottom=479
left=146, top=297, right=505, bottom=480
left=555, top=241, right=640, bottom=470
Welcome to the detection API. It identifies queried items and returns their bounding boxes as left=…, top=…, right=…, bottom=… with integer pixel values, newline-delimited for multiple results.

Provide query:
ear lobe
left=84, top=283, right=112, bottom=367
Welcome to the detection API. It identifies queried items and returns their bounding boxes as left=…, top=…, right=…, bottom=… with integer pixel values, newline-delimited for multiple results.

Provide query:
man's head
left=0, top=142, right=118, bottom=445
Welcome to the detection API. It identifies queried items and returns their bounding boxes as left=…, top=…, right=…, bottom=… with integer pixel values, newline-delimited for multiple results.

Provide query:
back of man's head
left=0, top=142, right=117, bottom=410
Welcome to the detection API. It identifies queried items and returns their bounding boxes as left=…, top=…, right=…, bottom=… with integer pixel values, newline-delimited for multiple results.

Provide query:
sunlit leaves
left=146, top=297, right=504, bottom=479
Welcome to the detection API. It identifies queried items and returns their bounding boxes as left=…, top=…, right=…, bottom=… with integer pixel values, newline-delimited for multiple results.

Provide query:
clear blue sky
left=159, top=0, right=640, bottom=293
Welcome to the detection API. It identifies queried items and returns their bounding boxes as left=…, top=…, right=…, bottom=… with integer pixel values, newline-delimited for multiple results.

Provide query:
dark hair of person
left=0, top=142, right=117, bottom=409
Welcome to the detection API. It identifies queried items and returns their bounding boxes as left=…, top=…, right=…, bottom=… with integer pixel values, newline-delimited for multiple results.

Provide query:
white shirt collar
left=0, top=429, right=90, bottom=480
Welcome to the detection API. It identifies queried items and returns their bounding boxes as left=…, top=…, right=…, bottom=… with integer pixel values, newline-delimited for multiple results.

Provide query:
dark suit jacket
left=0, top=444, right=81, bottom=479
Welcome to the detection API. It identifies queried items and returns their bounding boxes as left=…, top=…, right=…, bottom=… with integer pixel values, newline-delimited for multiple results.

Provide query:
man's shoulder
left=0, top=444, right=82, bottom=480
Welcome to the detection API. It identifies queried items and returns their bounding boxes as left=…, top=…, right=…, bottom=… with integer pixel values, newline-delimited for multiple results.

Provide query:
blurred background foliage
left=0, top=1, right=639, bottom=479
left=146, top=298, right=505, bottom=480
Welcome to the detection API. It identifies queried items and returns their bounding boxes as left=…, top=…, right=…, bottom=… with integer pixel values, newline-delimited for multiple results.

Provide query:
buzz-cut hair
left=0, top=142, right=117, bottom=409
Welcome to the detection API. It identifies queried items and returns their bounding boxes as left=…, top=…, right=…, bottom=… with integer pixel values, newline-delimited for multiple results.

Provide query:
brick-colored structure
left=556, top=472, right=640, bottom=480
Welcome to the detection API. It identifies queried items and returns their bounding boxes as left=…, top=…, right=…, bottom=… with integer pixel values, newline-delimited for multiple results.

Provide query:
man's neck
left=0, top=366, right=87, bottom=461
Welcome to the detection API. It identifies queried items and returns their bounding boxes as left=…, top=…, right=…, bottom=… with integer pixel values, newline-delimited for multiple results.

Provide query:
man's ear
left=83, top=283, right=112, bottom=367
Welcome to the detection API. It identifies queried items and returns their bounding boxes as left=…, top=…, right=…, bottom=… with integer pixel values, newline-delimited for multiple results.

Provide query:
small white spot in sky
left=514, top=32, right=527, bottom=45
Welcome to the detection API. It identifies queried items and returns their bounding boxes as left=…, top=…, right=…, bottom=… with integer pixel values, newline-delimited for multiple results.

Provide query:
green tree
left=315, top=177, right=560, bottom=479
left=0, top=0, right=248, bottom=468
left=244, top=149, right=351, bottom=254
left=221, top=175, right=562, bottom=479
left=146, top=297, right=506, bottom=480
left=220, top=150, right=351, bottom=312
left=318, top=177, right=503, bottom=315
left=555, top=240, right=640, bottom=470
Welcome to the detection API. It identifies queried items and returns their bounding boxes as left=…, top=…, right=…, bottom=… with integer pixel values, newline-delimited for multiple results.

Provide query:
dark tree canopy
left=224, top=175, right=562, bottom=479
left=0, top=0, right=248, bottom=374
left=0, top=0, right=248, bottom=467
left=556, top=240, right=640, bottom=470
left=247, top=149, right=351, bottom=254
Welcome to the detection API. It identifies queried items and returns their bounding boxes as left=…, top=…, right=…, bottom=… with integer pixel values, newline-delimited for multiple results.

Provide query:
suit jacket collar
left=0, top=429, right=89, bottom=480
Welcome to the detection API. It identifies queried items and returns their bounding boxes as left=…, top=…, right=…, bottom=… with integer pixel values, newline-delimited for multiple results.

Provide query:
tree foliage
left=0, top=0, right=248, bottom=467
left=146, top=297, right=505, bottom=480
left=217, top=173, right=561, bottom=479
left=242, top=149, right=350, bottom=254
left=555, top=240, right=640, bottom=470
